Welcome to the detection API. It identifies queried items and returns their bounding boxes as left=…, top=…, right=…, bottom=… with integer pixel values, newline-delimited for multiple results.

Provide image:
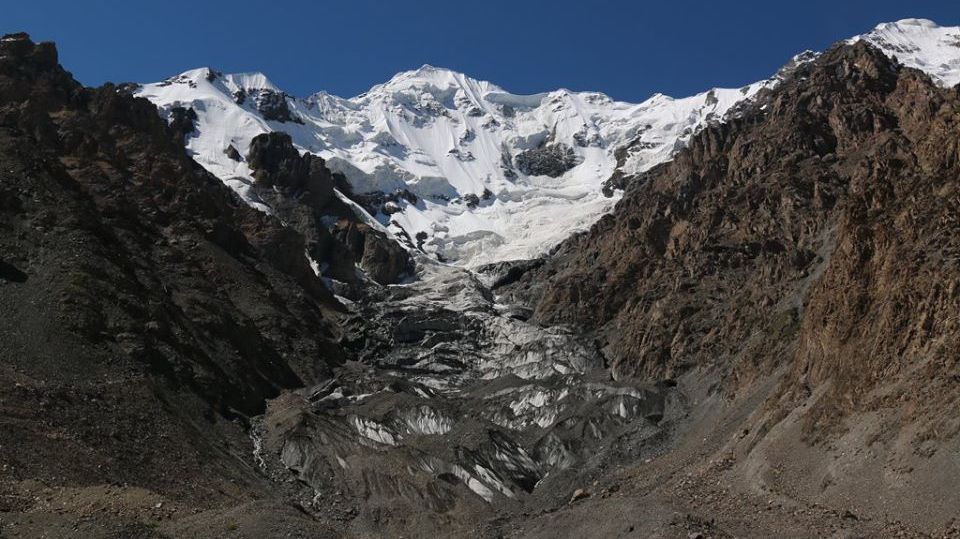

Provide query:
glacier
left=136, top=62, right=776, bottom=268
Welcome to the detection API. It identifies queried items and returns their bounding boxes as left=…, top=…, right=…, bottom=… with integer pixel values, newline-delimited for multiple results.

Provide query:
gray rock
left=514, top=143, right=579, bottom=177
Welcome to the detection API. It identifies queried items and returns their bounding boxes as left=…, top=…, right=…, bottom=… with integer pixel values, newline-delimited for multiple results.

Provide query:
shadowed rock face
left=247, top=131, right=337, bottom=205
left=0, top=32, right=346, bottom=517
left=168, top=104, right=198, bottom=142
left=245, top=131, right=415, bottom=286
left=255, top=88, right=302, bottom=123
left=329, top=219, right=414, bottom=285
left=514, top=142, right=579, bottom=177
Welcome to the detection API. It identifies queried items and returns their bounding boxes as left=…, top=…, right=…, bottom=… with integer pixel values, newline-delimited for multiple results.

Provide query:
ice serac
left=136, top=19, right=960, bottom=269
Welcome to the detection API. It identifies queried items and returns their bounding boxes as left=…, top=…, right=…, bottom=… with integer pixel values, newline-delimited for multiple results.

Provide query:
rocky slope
left=0, top=32, right=349, bottom=537
left=506, top=37, right=960, bottom=534
left=242, top=130, right=413, bottom=287
left=520, top=38, right=960, bottom=415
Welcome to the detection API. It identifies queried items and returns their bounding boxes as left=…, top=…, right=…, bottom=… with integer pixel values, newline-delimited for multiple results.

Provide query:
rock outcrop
left=254, top=88, right=302, bottom=123
left=167, top=104, right=198, bottom=142
left=245, top=131, right=414, bottom=286
left=247, top=131, right=337, bottom=204
left=514, top=142, right=579, bottom=177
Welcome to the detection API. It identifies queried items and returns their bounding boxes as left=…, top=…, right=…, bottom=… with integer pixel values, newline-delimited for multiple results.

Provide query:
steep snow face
left=137, top=66, right=774, bottom=267
left=137, top=19, right=960, bottom=268
left=853, top=18, right=960, bottom=88
left=135, top=68, right=283, bottom=213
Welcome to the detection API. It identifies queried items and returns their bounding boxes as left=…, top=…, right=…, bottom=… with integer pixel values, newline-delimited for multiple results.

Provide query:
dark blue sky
left=5, top=1, right=957, bottom=101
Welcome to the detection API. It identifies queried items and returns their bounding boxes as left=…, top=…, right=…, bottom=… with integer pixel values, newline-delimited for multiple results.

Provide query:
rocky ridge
left=506, top=38, right=960, bottom=532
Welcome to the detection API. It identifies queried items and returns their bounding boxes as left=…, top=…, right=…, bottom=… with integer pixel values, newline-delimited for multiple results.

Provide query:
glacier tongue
left=136, top=19, right=960, bottom=268
left=253, top=254, right=671, bottom=508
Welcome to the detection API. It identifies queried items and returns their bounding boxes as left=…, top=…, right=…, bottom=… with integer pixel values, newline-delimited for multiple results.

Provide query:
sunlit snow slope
left=853, top=18, right=960, bottom=87
left=137, top=19, right=960, bottom=268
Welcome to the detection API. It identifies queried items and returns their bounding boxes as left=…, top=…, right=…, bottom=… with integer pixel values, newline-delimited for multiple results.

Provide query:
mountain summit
left=135, top=60, right=773, bottom=268
left=854, top=18, right=960, bottom=86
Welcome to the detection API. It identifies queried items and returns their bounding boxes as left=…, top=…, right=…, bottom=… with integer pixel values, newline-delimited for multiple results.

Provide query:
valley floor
left=1, top=373, right=948, bottom=539
left=2, top=260, right=953, bottom=538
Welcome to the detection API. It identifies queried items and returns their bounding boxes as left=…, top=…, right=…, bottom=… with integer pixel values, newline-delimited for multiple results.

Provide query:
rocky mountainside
left=520, top=38, right=960, bottom=411
left=0, top=32, right=353, bottom=536
left=505, top=36, right=960, bottom=534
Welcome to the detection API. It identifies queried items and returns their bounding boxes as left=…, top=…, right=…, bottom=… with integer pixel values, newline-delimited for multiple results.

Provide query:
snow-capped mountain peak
left=138, top=62, right=774, bottom=266
left=853, top=18, right=960, bottom=87
left=157, top=67, right=282, bottom=93
left=376, top=63, right=499, bottom=90
left=136, top=19, right=960, bottom=268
